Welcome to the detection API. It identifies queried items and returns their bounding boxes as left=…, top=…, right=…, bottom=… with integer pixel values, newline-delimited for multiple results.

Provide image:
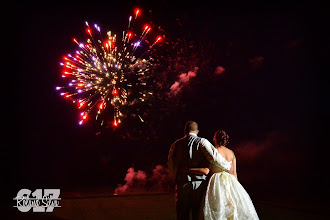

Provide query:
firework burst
left=56, top=9, right=164, bottom=127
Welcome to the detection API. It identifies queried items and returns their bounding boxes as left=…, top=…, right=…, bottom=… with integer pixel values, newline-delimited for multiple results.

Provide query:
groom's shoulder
left=177, top=136, right=187, bottom=142
left=173, top=136, right=188, bottom=145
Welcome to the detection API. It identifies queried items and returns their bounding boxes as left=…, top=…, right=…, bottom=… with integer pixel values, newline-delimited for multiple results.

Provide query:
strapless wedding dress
left=204, top=163, right=259, bottom=220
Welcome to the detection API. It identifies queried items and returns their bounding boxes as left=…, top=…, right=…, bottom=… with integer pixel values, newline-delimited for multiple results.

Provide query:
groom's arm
left=167, top=142, right=177, bottom=180
left=199, top=138, right=231, bottom=171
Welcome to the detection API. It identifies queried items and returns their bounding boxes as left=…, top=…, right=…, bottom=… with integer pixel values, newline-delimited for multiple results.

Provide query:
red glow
left=143, top=25, right=151, bottom=33
left=82, top=114, right=87, bottom=120
left=127, top=32, right=132, bottom=38
left=105, top=40, right=111, bottom=48
left=113, top=120, right=118, bottom=127
left=135, top=8, right=140, bottom=17
left=64, top=94, right=70, bottom=99
left=99, top=102, right=104, bottom=109
left=112, top=89, right=118, bottom=95
left=156, top=36, right=162, bottom=42
left=73, top=38, right=77, bottom=43
left=86, top=28, right=92, bottom=34
left=78, top=102, right=85, bottom=108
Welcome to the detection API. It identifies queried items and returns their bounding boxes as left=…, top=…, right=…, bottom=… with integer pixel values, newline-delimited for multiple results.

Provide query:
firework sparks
left=56, top=9, right=164, bottom=127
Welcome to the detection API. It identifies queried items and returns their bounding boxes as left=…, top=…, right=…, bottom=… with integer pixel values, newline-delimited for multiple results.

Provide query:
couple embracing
left=168, top=121, right=259, bottom=220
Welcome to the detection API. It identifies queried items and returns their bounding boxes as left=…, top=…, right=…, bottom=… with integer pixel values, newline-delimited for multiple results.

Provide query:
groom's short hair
left=184, top=121, right=198, bottom=134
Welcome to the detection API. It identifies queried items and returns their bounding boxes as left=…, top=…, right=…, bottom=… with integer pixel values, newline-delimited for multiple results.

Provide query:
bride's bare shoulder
left=218, top=146, right=235, bottom=162
left=225, top=147, right=236, bottom=162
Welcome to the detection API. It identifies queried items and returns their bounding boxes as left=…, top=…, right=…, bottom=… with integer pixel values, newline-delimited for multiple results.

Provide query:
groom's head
left=184, top=121, right=199, bottom=135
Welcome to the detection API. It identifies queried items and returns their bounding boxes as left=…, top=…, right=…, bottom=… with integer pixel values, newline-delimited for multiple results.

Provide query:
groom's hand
left=200, top=138, right=231, bottom=171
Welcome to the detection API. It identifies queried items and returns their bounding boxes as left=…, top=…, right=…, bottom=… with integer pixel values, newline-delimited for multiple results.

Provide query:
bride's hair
left=214, top=129, right=229, bottom=146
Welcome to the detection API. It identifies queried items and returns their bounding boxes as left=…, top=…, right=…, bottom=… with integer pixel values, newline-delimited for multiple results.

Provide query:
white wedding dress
left=204, top=162, right=259, bottom=220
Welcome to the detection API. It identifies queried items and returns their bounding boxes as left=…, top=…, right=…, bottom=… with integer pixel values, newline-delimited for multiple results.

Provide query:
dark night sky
left=6, top=0, right=327, bottom=203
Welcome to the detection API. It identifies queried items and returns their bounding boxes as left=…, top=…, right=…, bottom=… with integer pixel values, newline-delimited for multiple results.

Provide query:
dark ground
left=6, top=188, right=328, bottom=219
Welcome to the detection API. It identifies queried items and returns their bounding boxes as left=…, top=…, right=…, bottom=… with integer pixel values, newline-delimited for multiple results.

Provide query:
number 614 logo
left=13, top=189, right=61, bottom=212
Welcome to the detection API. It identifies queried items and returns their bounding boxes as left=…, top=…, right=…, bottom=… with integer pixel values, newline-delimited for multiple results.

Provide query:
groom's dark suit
left=168, top=133, right=230, bottom=220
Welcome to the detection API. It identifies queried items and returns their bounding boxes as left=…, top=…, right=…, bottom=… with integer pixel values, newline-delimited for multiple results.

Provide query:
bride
left=188, top=129, right=259, bottom=220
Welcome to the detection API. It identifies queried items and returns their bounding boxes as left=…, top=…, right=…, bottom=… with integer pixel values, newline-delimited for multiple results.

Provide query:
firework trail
left=56, top=8, right=164, bottom=127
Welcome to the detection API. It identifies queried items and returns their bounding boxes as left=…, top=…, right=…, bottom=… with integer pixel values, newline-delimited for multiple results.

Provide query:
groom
left=168, top=121, right=230, bottom=220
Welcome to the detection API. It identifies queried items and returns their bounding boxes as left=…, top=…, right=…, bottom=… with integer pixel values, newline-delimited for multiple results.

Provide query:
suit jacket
left=168, top=133, right=231, bottom=185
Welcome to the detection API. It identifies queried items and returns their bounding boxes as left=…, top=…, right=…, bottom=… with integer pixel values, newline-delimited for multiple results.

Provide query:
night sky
left=6, top=0, right=326, bottom=204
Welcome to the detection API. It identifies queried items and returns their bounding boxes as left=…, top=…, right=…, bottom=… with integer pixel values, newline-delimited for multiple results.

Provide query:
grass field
left=7, top=191, right=328, bottom=219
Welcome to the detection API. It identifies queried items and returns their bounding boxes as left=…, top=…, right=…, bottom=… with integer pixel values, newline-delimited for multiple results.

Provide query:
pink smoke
left=214, top=66, right=225, bottom=75
left=169, top=67, right=198, bottom=96
left=233, top=131, right=302, bottom=184
left=114, top=168, right=145, bottom=194
left=114, top=165, right=174, bottom=195
left=249, top=56, right=264, bottom=69
left=235, top=131, right=286, bottom=163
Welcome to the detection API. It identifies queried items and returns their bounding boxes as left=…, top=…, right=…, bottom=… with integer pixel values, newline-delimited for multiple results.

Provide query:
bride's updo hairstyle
left=214, top=129, right=229, bottom=146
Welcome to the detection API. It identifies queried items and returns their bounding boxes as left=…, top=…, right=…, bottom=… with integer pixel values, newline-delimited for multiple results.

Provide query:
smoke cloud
left=169, top=67, right=199, bottom=96
left=114, top=165, right=174, bottom=195
left=235, top=131, right=287, bottom=163
left=214, top=66, right=225, bottom=75
left=249, top=56, right=264, bottom=69
left=233, top=131, right=304, bottom=186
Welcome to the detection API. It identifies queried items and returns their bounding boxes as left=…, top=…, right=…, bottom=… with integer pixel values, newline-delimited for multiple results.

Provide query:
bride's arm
left=187, top=167, right=210, bottom=175
left=199, top=138, right=231, bottom=171
left=230, top=151, right=238, bottom=180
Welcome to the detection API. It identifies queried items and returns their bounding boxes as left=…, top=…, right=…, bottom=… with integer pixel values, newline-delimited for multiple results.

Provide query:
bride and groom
left=168, top=121, right=259, bottom=220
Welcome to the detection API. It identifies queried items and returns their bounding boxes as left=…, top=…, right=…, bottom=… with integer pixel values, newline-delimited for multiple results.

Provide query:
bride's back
left=212, top=129, right=237, bottom=176
left=210, top=146, right=234, bottom=174
left=217, top=146, right=234, bottom=162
